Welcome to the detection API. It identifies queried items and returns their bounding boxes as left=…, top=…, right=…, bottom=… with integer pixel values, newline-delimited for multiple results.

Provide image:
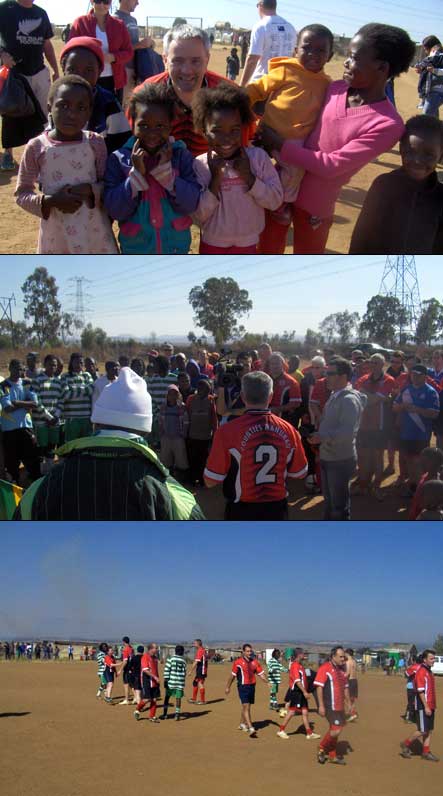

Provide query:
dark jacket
left=349, top=168, right=443, bottom=254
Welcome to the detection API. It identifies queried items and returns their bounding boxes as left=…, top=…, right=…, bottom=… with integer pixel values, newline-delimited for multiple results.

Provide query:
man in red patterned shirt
left=134, top=642, right=161, bottom=722
left=314, top=646, right=351, bottom=765
left=225, top=643, right=268, bottom=737
left=119, top=635, right=134, bottom=705
left=268, top=353, right=301, bottom=418
left=277, top=648, right=321, bottom=741
left=401, top=650, right=439, bottom=762
left=188, top=639, right=208, bottom=705
left=204, top=371, right=307, bottom=520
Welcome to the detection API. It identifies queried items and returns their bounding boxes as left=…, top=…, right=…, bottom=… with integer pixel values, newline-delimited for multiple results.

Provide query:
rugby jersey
left=406, top=662, right=420, bottom=690
left=141, top=652, right=160, bottom=687
left=195, top=646, right=208, bottom=678
left=104, top=653, right=116, bottom=674
left=415, top=663, right=436, bottom=710
left=164, top=655, right=187, bottom=689
left=355, top=372, right=395, bottom=432
left=309, top=377, right=331, bottom=412
left=146, top=373, right=178, bottom=412
left=204, top=409, right=308, bottom=502
left=289, top=660, right=308, bottom=691
left=270, top=372, right=301, bottom=411
left=122, top=643, right=134, bottom=661
left=31, top=373, right=63, bottom=426
left=267, top=657, right=287, bottom=684
left=97, top=650, right=106, bottom=676
left=56, top=372, right=94, bottom=420
left=232, top=656, right=264, bottom=685
left=314, top=661, right=348, bottom=711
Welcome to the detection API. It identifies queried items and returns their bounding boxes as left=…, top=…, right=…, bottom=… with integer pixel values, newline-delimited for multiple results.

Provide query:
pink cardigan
left=280, top=80, right=405, bottom=219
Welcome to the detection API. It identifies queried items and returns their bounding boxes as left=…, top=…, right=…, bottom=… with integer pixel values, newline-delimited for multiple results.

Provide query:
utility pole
left=67, top=277, right=92, bottom=329
left=0, top=294, right=16, bottom=347
left=379, top=256, right=421, bottom=342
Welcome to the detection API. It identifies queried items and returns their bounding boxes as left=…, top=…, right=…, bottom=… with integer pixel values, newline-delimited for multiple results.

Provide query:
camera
left=214, top=360, right=243, bottom=388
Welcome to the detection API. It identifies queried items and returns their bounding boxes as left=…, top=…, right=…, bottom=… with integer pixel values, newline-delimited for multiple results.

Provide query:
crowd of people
left=1, top=1, right=442, bottom=253
left=2, top=342, right=443, bottom=521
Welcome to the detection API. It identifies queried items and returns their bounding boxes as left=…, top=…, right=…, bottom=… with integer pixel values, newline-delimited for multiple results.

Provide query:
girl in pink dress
left=15, top=74, right=117, bottom=254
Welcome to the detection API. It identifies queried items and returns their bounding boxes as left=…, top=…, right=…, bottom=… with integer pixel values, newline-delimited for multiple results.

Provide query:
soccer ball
left=304, top=474, right=318, bottom=494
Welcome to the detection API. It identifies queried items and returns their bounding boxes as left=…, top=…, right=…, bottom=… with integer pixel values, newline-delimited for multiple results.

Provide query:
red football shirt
left=309, top=377, right=331, bottom=412
left=355, top=372, right=395, bottom=431
left=141, top=653, right=159, bottom=687
left=415, top=664, right=436, bottom=710
left=406, top=662, right=420, bottom=685
left=122, top=644, right=134, bottom=661
left=195, top=647, right=208, bottom=676
left=104, top=654, right=116, bottom=670
left=289, top=660, right=308, bottom=691
left=270, top=373, right=301, bottom=411
left=231, top=657, right=264, bottom=685
left=204, top=409, right=308, bottom=502
left=314, top=662, right=348, bottom=711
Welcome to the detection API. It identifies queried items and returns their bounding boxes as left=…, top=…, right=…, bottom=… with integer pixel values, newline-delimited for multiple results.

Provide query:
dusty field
left=0, top=40, right=436, bottom=255
left=1, top=662, right=441, bottom=796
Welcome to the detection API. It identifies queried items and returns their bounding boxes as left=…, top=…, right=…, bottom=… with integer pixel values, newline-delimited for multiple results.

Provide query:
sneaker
left=104, top=697, right=113, bottom=704
left=347, top=714, right=358, bottom=722
left=306, top=732, right=321, bottom=740
left=238, top=723, right=248, bottom=732
left=196, top=701, right=207, bottom=705
left=422, top=752, right=439, bottom=762
left=279, top=709, right=288, bottom=718
left=329, top=756, right=346, bottom=765
left=96, top=689, right=102, bottom=698
left=160, top=714, right=167, bottom=720
left=187, top=698, right=197, bottom=704
left=119, top=699, right=129, bottom=705
left=134, top=710, right=141, bottom=720
left=0, top=152, right=16, bottom=171
left=317, top=749, right=327, bottom=765
left=149, top=717, right=160, bottom=723
left=132, top=698, right=137, bottom=704
left=249, top=727, right=257, bottom=737
left=277, top=730, right=290, bottom=739
left=400, top=742, right=412, bottom=758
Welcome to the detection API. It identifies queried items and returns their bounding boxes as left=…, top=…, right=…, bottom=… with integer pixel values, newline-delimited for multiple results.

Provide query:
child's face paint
left=400, top=132, right=442, bottom=181
left=205, top=108, right=243, bottom=159
left=296, top=31, right=332, bottom=73
left=50, top=84, right=92, bottom=140
left=63, top=49, right=101, bottom=87
left=133, top=104, right=171, bottom=155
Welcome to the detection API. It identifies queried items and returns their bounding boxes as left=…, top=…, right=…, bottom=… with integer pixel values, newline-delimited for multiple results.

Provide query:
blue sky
left=2, top=255, right=439, bottom=340
left=41, top=0, right=435, bottom=42
left=1, top=522, right=442, bottom=642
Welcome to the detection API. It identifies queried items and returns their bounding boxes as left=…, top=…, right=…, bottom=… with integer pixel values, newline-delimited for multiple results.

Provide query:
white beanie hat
left=91, top=367, right=152, bottom=433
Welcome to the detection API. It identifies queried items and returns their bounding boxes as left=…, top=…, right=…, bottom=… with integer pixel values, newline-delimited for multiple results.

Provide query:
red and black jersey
left=122, top=644, right=134, bottom=661
left=104, top=653, right=116, bottom=673
left=195, top=646, right=208, bottom=678
left=231, top=656, right=264, bottom=685
left=314, top=661, right=348, bottom=711
left=355, top=372, right=395, bottom=431
left=406, top=662, right=420, bottom=686
left=309, top=377, right=331, bottom=412
left=270, top=373, right=301, bottom=411
left=415, top=663, right=436, bottom=711
left=204, top=409, right=307, bottom=503
left=141, top=653, right=159, bottom=688
left=289, top=660, right=308, bottom=691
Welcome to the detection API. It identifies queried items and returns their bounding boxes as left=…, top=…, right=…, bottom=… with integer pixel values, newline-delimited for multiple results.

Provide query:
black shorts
left=325, top=709, right=346, bottom=728
left=416, top=708, right=435, bottom=734
left=357, top=430, right=386, bottom=450
left=129, top=674, right=140, bottom=690
left=225, top=499, right=288, bottom=522
left=123, top=668, right=131, bottom=685
left=238, top=684, right=255, bottom=704
left=142, top=675, right=160, bottom=701
left=348, top=679, right=358, bottom=699
left=399, top=439, right=429, bottom=456
left=104, top=669, right=114, bottom=683
left=289, top=689, right=308, bottom=711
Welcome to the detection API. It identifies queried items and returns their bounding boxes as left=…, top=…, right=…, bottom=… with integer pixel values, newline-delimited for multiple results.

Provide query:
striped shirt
left=97, top=650, right=106, bottom=676
left=267, top=657, right=287, bottom=684
left=56, top=372, right=94, bottom=420
left=164, top=655, right=187, bottom=689
left=146, top=373, right=178, bottom=412
left=31, top=373, right=63, bottom=426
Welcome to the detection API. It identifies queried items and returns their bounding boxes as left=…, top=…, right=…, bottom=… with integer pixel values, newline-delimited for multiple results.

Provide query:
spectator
left=159, top=384, right=189, bottom=477
left=186, top=379, right=218, bottom=485
left=115, top=0, right=154, bottom=104
left=0, top=359, right=40, bottom=485
left=416, top=35, right=443, bottom=117
left=240, top=0, right=296, bottom=87
left=268, top=352, right=301, bottom=418
left=92, top=360, right=120, bottom=406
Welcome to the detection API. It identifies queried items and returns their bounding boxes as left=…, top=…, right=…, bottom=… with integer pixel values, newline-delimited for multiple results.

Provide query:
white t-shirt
left=95, top=25, right=113, bottom=77
left=249, top=14, right=297, bottom=80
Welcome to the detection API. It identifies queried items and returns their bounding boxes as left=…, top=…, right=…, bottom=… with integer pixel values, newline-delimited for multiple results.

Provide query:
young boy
left=247, top=24, right=334, bottom=221
left=350, top=115, right=443, bottom=254
left=162, top=645, right=187, bottom=721
left=226, top=48, right=240, bottom=81
left=267, top=649, right=288, bottom=710
left=96, top=642, right=108, bottom=698
left=159, top=385, right=189, bottom=476
left=186, top=379, right=218, bottom=485
left=409, top=446, right=443, bottom=519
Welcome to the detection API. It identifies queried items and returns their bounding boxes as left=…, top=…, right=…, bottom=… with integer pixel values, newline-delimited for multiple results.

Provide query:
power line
left=0, top=294, right=16, bottom=347
left=379, top=256, right=421, bottom=341
left=67, top=277, right=92, bottom=329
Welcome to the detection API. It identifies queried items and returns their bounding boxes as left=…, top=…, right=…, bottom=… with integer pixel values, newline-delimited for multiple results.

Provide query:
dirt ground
left=0, top=40, right=436, bottom=255
left=1, top=662, right=441, bottom=796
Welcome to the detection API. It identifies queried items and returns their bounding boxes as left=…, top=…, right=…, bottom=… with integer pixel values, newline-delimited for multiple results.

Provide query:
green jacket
left=16, top=434, right=205, bottom=521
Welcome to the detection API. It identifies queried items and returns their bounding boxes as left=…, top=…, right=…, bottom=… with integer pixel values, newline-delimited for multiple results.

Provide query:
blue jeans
left=423, top=91, right=443, bottom=118
left=320, top=458, right=356, bottom=521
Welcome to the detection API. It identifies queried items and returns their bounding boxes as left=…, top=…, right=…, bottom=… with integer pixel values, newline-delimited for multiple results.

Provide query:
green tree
left=319, top=313, right=337, bottom=344
left=59, top=313, right=77, bottom=344
left=80, top=324, right=109, bottom=352
left=415, top=298, right=443, bottom=346
left=359, top=295, right=408, bottom=345
left=304, top=328, right=323, bottom=349
left=0, top=319, right=29, bottom=349
left=189, top=277, right=252, bottom=347
left=21, top=267, right=62, bottom=346
left=434, top=634, right=443, bottom=655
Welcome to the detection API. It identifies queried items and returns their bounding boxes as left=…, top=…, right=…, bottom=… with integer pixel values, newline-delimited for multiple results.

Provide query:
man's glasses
left=93, top=0, right=111, bottom=4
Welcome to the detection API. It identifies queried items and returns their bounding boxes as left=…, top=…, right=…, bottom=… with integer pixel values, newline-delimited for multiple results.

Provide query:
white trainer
left=277, top=730, right=290, bottom=739
left=306, top=732, right=321, bottom=740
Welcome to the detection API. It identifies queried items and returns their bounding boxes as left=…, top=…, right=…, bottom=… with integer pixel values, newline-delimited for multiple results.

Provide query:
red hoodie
left=69, top=12, right=133, bottom=90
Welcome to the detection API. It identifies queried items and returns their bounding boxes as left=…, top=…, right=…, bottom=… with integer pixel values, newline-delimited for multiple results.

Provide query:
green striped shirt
left=97, top=650, right=106, bottom=675
left=31, top=374, right=63, bottom=426
left=267, top=658, right=287, bottom=684
left=146, top=373, right=178, bottom=412
left=164, top=655, right=187, bottom=689
left=56, top=372, right=93, bottom=420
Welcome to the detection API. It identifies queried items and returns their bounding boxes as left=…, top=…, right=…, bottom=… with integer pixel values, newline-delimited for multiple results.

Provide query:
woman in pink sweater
left=257, top=23, right=416, bottom=254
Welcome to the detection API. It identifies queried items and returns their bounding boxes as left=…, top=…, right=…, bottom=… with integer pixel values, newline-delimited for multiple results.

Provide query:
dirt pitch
left=1, top=40, right=439, bottom=255
left=1, top=662, right=441, bottom=796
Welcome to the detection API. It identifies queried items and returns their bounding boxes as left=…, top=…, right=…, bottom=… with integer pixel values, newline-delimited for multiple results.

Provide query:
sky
left=1, top=522, right=442, bottom=642
left=2, top=254, right=440, bottom=341
left=40, top=0, right=436, bottom=42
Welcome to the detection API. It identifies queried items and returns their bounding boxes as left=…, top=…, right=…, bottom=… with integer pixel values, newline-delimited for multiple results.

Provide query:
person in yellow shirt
left=246, top=24, right=333, bottom=222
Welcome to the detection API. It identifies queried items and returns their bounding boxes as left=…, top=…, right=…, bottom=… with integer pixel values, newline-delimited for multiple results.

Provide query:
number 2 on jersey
left=255, top=444, right=278, bottom=484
